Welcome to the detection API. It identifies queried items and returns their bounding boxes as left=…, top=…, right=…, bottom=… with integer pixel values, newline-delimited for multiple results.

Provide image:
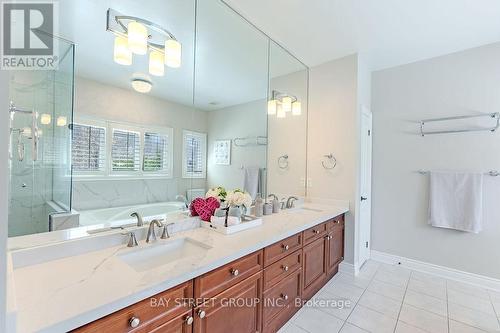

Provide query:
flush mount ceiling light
left=131, top=78, right=153, bottom=93
left=268, top=90, right=301, bottom=118
left=107, top=8, right=182, bottom=77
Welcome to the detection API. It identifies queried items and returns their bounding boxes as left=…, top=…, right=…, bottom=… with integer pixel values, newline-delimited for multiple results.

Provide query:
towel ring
left=322, top=154, right=337, bottom=170
left=278, top=154, right=289, bottom=169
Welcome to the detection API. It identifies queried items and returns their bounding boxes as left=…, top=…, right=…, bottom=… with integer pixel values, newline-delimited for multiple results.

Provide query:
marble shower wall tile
left=72, top=178, right=200, bottom=211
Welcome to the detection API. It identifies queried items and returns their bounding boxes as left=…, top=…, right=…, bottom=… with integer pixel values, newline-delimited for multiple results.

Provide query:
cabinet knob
left=230, top=268, right=239, bottom=276
left=197, top=309, right=206, bottom=318
left=313, top=230, right=320, bottom=234
left=129, top=317, right=141, bottom=328
left=335, top=220, right=341, bottom=224
left=185, top=316, right=194, bottom=325
left=281, top=294, right=289, bottom=301
left=282, top=244, right=289, bottom=251
left=282, top=265, right=289, bottom=272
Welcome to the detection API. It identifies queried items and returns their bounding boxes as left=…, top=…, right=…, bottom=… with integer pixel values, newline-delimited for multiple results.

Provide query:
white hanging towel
left=244, top=166, right=260, bottom=200
left=428, top=171, right=484, bottom=233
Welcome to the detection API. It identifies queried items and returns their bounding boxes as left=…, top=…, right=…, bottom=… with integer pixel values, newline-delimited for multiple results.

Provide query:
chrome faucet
left=286, top=196, right=299, bottom=209
left=146, top=219, right=164, bottom=243
left=268, top=194, right=278, bottom=201
left=126, top=231, right=138, bottom=247
left=175, top=195, right=189, bottom=209
left=130, top=212, right=144, bottom=226
left=161, top=223, right=175, bottom=239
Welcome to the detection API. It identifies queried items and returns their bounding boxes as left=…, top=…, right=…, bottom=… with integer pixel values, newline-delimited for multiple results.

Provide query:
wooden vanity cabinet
left=326, top=218, right=345, bottom=278
left=302, top=236, right=328, bottom=300
left=193, top=272, right=262, bottom=333
left=72, top=281, right=194, bottom=333
left=74, top=214, right=345, bottom=333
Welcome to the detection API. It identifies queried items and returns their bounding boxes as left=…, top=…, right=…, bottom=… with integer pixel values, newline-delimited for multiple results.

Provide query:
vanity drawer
left=262, top=269, right=302, bottom=329
left=303, top=222, right=328, bottom=245
left=264, top=233, right=302, bottom=267
left=263, top=250, right=302, bottom=290
left=194, top=250, right=263, bottom=299
left=327, top=214, right=345, bottom=231
left=73, top=280, right=193, bottom=333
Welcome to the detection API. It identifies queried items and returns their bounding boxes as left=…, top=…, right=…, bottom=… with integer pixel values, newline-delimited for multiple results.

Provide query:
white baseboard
left=371, top=250, right=500, bottom=292
left=339, top=261, right=357, bottom=275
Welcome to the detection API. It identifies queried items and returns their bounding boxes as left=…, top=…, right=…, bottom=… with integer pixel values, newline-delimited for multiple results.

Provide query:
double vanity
left=8, top=204, right=347, bottom=333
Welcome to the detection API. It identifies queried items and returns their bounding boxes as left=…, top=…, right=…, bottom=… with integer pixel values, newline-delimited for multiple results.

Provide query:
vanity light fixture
left=292, top=101, right=301, bottom=116
left=149, top=50, right=165, bottom=76
left=131, top=78, right=153, bottom=93
left=165, top=39, right=182, bottom=68
left=40, top=114, right=51, bottom=125
left=282, top=96, right=292, bottom=113
left=127, top=21, right=148, bottom=55
left=56, top=116, right=67, bottom=127
left=267, top=100, right=277, bottom=115
left=113, top=36, right=132, bottom=65
left=276, top=105, right=286, bottom=118
left=268, top=90, right=301, bottom=118
left=107, top=8, right=182, bottom=75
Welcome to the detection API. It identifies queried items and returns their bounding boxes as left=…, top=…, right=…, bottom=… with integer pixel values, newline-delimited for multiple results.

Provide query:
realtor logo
left=1, top=1, right=58, bottom=70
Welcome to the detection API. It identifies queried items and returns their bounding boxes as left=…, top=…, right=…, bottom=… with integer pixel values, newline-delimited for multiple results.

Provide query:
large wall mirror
left=6, top=0, right=308, bottom=239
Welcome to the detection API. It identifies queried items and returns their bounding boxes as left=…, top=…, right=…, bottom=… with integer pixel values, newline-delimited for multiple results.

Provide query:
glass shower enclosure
left=7, top=38, right=74, bottom=237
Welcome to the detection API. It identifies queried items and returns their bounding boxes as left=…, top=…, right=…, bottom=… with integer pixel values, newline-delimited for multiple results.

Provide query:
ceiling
left=58, top=0, right=304, bottom=111
left=224, top=0, right=500, bottom=70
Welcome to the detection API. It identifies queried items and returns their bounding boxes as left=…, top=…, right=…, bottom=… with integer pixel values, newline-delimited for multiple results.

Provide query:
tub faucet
left=175, top=195, right=189, bottom=209
left=286, top=196, right=299, bottom=209
left=130, top=212, right=144, bottom=226
left=146, top=219, right=163, bottom=243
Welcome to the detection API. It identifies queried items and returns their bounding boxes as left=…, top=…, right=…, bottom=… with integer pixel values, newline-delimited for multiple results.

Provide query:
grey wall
left=206, top=99, right=267, bottom=192
left=308, top=55, right=359, bottom=265
left=371, top=42, right=500, bottom=279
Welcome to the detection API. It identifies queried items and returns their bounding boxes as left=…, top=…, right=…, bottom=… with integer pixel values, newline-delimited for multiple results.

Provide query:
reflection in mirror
left=195, top=0, right=269, bottom=201
left=267, top=41, right=308, bottom=198
left=7, top=40, right=74, bottom=237
left=65, top=0, right=199, bottom=231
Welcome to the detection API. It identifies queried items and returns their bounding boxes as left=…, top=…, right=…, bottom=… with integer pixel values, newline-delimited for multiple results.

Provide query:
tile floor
left=279, top=260, right=500, bottom=333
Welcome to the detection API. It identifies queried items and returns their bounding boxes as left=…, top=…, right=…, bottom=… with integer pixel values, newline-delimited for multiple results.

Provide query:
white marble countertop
left=9, top=203, right=348, bottom=333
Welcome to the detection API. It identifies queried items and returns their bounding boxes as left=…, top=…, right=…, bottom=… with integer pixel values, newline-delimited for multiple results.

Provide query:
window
left=71, top=123, right=106, bottom=173
left=111, top=129, right=141, bottom=172
left=182, top=130, right=207, bottom=178
left=71, top=119, right=174, bottom=179
left=143, top=131, right=173, bottom=176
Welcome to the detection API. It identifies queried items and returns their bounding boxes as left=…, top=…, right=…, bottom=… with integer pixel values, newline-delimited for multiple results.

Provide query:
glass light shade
left=22, top=127, right=32, bottom=137
left=149, top=50, right=165, bottom=76
left=127, top=21, right=148, bottom=55
left=282, top=97, right=292, bottom=113
left=113, top=36, right=132, bottom=65
left=292, top=101, right=301, bottom=116
left=267, top=100, right=277, bottom=115
left=40, top=113, right=51, bottom=125
left=131, top=79, right=152, bottom=93
left=56, top=116, right=67, bottom=127
left=165, top=39, right=182, bottom=68
left=276, top=105, right=286, bottom=118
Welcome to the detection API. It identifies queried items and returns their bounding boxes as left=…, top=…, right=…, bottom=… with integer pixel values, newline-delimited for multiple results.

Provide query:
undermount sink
left=118, top=238, right=211, bottom=272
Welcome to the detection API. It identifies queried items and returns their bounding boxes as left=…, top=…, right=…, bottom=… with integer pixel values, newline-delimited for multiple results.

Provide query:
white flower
left=226, top=189, right=253, bottom=208
left=205, top=186, right=227, bottom=202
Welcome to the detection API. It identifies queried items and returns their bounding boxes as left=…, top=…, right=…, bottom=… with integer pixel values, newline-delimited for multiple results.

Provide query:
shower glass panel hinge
left=365, top=242, right=369, bottom=248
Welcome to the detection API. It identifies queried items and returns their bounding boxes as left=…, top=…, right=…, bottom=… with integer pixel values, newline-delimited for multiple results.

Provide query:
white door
left=359, top=106, right=373, bottom=267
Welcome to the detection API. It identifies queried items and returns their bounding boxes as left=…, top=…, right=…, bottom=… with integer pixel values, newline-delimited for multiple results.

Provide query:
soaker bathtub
left=78, top=201, right=187, bottom=227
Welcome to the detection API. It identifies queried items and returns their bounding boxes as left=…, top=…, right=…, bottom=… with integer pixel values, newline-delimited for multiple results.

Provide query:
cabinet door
left=194, top=272, right=262, bottom=333
left=327, top=227, right=344, bottom=276
left=146, top=310, right=194, bottom=333
left=302, top=237, right=327, bottom=300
